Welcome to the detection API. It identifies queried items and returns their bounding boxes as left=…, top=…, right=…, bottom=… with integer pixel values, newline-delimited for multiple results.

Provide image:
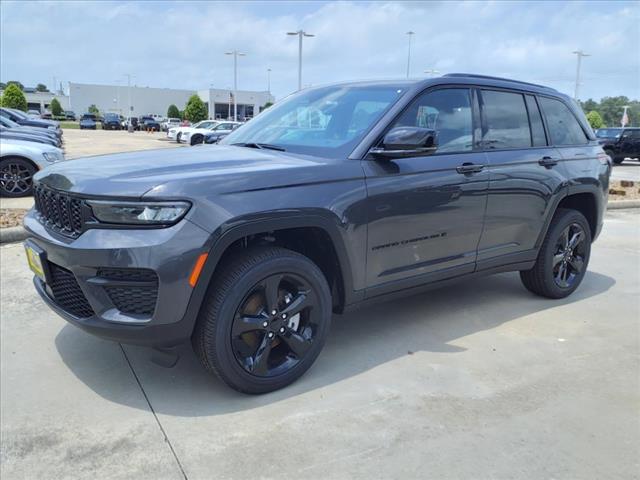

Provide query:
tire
left=176, top=132, right=182, bottom=143
left=190, top=134, right=203, bottom=146
left=0, top=157, right=36, bottom=197
left=520, top=208, right=591, bottom=299
left=192, top=246, right=332, bottom=394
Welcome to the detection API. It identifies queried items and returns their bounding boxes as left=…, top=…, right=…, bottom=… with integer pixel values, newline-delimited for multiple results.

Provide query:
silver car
left=0, top=139, right=65, bottom=197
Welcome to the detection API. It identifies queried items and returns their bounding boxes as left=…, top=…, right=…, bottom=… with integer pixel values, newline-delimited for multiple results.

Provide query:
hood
left=34, top=145, right=352, bottom=198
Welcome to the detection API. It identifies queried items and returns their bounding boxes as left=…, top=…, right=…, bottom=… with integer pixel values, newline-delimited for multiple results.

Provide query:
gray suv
left=24, top=74, right=611, bottom=393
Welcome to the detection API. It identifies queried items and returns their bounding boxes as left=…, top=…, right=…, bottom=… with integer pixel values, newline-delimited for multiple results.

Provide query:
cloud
left=1, top=0, right=638, bottom=101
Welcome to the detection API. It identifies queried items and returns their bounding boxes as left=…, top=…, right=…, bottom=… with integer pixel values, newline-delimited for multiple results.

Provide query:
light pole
left=287, top=30, right=314, bottom=91
left=572, top=50, right=590, bottom=100
left=124, top=74, right=134, bottom=120
left=225, top=50, right=245, bottom=121
left=406, top=31, right=415, bottom=78
left=267, top=68, right=272, bottom=93
left=424, top=69, right=440, bottom=77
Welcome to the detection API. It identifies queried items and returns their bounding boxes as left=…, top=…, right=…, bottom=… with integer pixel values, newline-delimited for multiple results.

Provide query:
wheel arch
left=0, top=154, right=40, bottom=172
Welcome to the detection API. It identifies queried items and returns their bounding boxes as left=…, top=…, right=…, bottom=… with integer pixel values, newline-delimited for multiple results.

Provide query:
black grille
left=33, top=185, right=84, bottom=237
left=98, top=268, right=159, bottom=316
left=48, top=263, right=95, bottom=318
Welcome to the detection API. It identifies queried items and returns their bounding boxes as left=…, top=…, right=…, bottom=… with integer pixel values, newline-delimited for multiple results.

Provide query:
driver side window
left=391, top=88, right=473, bottom=153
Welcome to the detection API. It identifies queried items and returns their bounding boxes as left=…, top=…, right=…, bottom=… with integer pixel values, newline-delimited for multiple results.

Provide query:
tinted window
left=391, top=88, right=473, bottom=153
left=481, top=90, right=531, bottom=149
left=623, top=129, right=640, bottom=139
left=525, top=95, right=547, bottom=146
left=538, top=96, right=588, bottom=145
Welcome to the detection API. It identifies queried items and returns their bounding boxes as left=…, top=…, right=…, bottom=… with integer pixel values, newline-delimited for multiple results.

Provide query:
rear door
left=363, top=87, right=489, bottom=293
left=476, top=90, right=566, bottom=268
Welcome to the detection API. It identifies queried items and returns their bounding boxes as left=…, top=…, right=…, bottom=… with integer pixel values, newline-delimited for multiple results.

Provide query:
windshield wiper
left=231, top=142, right=286, bottom=152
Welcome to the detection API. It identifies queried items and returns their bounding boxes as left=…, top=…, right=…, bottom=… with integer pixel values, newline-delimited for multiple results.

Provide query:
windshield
left=596, top=128, right=622, bottom=138
left=7, top=109, right=28, bottom=119
left=0, top=116, right=19, bottom=127
left=220, top=84, right=406, bottom=158
left=104, top=113, right=118, bottom=120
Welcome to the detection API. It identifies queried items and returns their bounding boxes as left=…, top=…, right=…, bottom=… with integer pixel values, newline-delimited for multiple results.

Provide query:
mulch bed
left=0, top=209, right=28, bottom=229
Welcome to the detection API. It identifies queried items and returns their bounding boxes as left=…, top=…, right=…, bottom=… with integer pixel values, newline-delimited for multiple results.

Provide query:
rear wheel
left=190, top=134, right=203, bottom=146
left=520, top=208, right=591, bottom=298
left=176, top=132, right=182, bottom=143
left=0, top=158, right=36, bottom=197
left=193, top=246, right=332, bottom=394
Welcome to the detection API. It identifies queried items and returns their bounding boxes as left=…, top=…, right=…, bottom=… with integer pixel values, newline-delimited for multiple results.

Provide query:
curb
left=0, top=226, right=28, bottom=245
left=608, top=200, right=640, bottom=210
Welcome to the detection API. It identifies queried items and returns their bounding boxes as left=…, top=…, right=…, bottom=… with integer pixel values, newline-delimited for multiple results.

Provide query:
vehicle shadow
left=55, top=271, right=615, bottom=417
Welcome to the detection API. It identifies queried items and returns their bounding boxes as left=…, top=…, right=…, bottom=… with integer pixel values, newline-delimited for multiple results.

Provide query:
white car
left=0, top=139, right=66, bottom=197
left=162, top=118, right=181, bottom=132
left=182, top=121, right=242, bottom=146
left=167, top=120, right=218, bottom=143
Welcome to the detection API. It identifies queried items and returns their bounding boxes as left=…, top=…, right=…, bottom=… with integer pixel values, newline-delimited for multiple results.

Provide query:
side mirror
left=370, top=126, right=438, bottom=159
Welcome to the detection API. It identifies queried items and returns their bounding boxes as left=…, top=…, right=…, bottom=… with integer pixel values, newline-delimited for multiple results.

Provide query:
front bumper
left=24, top=210, right=212, bottom=347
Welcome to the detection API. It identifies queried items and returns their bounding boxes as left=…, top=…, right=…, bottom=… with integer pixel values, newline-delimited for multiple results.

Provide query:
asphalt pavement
left=1, top=209, right=639, bottom=479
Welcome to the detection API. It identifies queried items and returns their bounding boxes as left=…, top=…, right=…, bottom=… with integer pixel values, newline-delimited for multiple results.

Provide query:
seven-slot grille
left=33, top=185, right=84, bottom=237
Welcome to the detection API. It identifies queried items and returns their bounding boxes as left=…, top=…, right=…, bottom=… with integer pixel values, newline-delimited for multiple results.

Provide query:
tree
left=36, top=83, right=49, bottom=92
left=586, top=110, right=604, bottom=129
left=184, top=95, right=207, bottom=122
left=6, top=80, right=24, bottom=91
left=88, top=104, right=100, bottom=115
left=50, top=98, right=63, bottom=116
left=0, top=82, right=5, bottom=90
left=167, top=104, right=180, bottom=119
left=262, top=101, right=274, bottom=110
left=0, top=83, right=27, bottom=111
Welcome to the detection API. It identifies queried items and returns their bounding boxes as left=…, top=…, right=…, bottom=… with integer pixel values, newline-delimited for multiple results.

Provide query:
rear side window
left=525, top=95, right=547, bottom=146
left=538, top=96, right=588, bottom=145
left=391, top=88, right=473, bottom=153
left=481, top=90, right=531, bottom=149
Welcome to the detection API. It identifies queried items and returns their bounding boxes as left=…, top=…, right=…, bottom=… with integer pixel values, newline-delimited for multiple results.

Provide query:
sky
left=1, top=0, right=638, bottom=102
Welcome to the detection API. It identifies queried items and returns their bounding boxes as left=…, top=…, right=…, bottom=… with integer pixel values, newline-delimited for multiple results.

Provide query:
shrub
left=0, top=84, right=27, bottom=111
left=167, top=104, right=180, bottom=119
left=586, top=110, right=604, bottom=129
left=184, top=95, right=208, bottom=122
left=50, top=98, right=63, bottom=116
left=88, top=104, right=100, bottom=115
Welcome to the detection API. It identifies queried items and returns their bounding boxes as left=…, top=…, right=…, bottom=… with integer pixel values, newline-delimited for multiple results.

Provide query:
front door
left=362, top=87, right=489, bottom=295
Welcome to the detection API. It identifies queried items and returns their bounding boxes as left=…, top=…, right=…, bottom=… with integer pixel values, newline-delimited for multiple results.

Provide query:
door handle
left=538, top=156, right=558, bottom=167
left=456, top=163, right=484, bottom=174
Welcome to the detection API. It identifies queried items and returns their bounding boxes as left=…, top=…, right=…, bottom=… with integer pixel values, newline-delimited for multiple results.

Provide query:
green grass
left=59, top=121, right=79, bottom=129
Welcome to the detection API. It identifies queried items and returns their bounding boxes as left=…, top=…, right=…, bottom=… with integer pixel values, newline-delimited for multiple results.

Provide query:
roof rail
left=443, top=73, right=556, bottom=91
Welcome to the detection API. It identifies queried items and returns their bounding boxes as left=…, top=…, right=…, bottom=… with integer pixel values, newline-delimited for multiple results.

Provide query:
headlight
left=42, top=151, right=61, bottom=163
left=87, top=201, right=191, bottom=225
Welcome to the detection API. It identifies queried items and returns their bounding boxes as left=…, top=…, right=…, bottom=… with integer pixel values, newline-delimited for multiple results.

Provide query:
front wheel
left=0, top=158, right=36, bottom=197
left=193, top=246, right=332, bottom=394
left=520, top=208, right=591, bottom=299
left=176, top=132, right=182, bottom=143
left=190, top=134, right=203, bottom=146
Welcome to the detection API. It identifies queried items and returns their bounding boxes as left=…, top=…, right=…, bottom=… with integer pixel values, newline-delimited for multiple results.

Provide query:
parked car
left=0, top=107, right=62, bottom=137
left=0, top=116, right=61, bottom=145
left=0, top=139, right=65, bottom=196
left=121, top=117, right=139, bottom=130
left=168, top=120, right=218, bottom=143
left=27, top=109, right=41, bottom=118
left=140, top=116, right=161, bottom=132
left=102, top=113, right=122, bottom=130
left=596, top=127, right=640, bottom=164
left=41, top=111, right=52, bottom=120
left=23, top=74, right=611, bottom=393
left=64, top=111, right=77, bottom=121
left=79, top=114, right=97, bottom=130
left=163, top=118, right=181, bottom=132
left=184, top=121, right=241, bottom=146
left=0, top=126, right=59, bottom=146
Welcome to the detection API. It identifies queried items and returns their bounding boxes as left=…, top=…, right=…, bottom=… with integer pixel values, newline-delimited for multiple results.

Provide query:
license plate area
left=24, top=240, right=50, bottom=284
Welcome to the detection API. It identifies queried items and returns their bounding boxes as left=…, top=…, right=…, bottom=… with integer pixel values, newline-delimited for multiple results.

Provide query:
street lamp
left=424, top=69, right=440, bottom=77
left=225, top=50, right=246, bottom=121
left=267, top=68, right=272, bottom=94
left=287, top=30, right=314, bottom=91
left=406, top=31, right=415, bottom=78
left=572, top=50, right=591, bottom=100
left=124, top=74, right=134, bottom=121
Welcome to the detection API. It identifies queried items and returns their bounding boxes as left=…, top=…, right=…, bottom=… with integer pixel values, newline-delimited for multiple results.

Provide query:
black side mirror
left=370, top=126, right=438, bottom=159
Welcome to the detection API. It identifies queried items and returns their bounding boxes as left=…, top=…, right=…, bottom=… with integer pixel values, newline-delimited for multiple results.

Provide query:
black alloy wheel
left=231, top=273, right=320, bottom=377
left=552, top=223, right=587, bottom=289
left=0, top=158, right=36, bottom=197
left=193, top=246, right=332, bottom=394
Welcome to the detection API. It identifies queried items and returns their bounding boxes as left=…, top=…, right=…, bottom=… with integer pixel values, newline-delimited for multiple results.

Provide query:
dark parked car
left=79, top=114, right=97, bottom=130
left=24, top=74, right=611, bottom=394
left=64, top=111, right=77, bottom=121
left=0, top=107, right=62, bottom=137
left=102, top=113, right=122, bottom=130
left=596, top=127, right=640, bottom=164
left=0, top=126, right=59, bottom=146
left=0, top=116, right=61, bottom=145
left=140, top=116, right=161, bottom=131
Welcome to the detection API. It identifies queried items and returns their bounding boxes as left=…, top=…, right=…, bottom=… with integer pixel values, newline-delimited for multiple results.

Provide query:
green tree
left=585, top=110, right=604, bottom=129
left=167, top=104, right=180, bottom=119
left=6, top=80, right=24, bottom=91
left=184, top=95, right=207, bottom=122
left=36, top=83, right=49, bottom=92
left=50, top=98, right=63, bottom=116
left=0, top=83, right=28, bottom=111
left=579, top=98, right=598, bottom=113
left=88, top=104, right=100, bottom=115
left=262, top=101, right=274, bottom=110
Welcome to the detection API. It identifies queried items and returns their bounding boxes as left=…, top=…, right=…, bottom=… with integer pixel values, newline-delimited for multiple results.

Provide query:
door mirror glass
left=371, top=126, right=438, bottom=159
